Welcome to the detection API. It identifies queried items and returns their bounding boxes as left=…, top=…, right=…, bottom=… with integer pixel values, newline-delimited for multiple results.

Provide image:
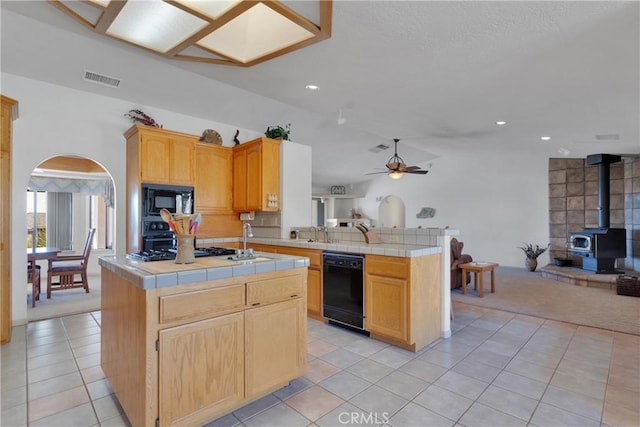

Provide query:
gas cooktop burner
left=127, top=250, right=174, bottom=262
left=127, top=247, right=237, bottom=262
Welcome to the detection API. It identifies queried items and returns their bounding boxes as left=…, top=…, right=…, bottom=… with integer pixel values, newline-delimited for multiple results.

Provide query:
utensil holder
left=175, top=234, right=195, bottom=264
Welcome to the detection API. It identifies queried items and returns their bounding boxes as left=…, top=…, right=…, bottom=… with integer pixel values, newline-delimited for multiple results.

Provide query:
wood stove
left=569, top=154, right=626, bottom=274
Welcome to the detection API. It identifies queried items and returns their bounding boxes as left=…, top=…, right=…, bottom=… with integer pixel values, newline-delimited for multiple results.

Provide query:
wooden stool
left=459, top=262, right=499, bottom=297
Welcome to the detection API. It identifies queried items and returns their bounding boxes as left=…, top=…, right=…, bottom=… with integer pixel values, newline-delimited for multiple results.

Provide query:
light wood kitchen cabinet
left=247, top=244, right=322, bottom=319
left=125, top=125, right=202, bottom=251
left=233, top=137, right=280, bottom=212
left=246, top=273, right=304, bottom=306
left=366, top=272, right=408, bottom=341
left=0, top=95, right=17, bottom=344
left=102, top=265, right=307, bottom=427
left=306, top=268, right=322, bottom=317
left=159, top=313, right=245, bottom=427
left=126, top=125, right=196, bottom=186
left=365, top=253, right=441, bottom=351
left=245, top=298, right=306, bottom=399
left=195, top=143, right=233, bottom=212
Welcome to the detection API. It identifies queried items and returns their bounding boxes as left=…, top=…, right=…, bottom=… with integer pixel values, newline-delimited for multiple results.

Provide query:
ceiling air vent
left=83, top=70, right=121, bottom=88
left=595, top=134, right=620, bottom=141
left=368, top=144, right=390, bottom=153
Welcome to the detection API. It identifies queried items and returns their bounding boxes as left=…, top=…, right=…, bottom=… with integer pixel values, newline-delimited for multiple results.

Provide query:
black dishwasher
left=322, top=252, right=366, bottom=331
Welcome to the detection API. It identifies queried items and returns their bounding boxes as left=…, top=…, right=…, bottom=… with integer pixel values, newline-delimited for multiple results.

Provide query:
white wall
left=3, top=72, right=552, bottom=324
left=280, top=141, right=312, bottom=238
left=353, top=150, right=550, bottom=268
left=4, top=73, right=263, bottom=325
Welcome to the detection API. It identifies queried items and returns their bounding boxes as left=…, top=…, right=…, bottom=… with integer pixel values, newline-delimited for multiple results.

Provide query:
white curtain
left=47, top=192, right=73, bottom=250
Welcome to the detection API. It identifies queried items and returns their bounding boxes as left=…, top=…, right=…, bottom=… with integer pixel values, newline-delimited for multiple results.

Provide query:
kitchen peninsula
left=243, top=237, right=443, bottom=352
left=99, top=253, right=308, bottom=427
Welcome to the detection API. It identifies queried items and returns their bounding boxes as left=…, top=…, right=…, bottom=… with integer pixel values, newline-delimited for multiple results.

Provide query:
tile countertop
left=245, top=237, right=442, bottom=257
left=98, top=252, right=310, bottom=290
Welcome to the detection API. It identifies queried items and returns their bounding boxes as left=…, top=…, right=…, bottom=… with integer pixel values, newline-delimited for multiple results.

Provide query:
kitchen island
left=99, top=253, right=309, bottom=427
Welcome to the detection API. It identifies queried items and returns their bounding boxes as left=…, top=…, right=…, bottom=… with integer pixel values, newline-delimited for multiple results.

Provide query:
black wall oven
left=322, top=252, right=365, bottom=331
left=141, top=184, right=194, bottom=251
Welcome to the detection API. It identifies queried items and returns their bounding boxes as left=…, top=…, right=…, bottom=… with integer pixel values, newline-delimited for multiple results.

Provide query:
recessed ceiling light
left=305, top=84, right=320, bottom=90
left=541, top=136, right=551, bottom=141
left=496, top=121, right=507, bottom=126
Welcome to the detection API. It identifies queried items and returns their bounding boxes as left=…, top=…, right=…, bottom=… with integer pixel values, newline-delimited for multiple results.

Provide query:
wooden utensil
left=160, top=208, right=177, bottom=232
left=190, top=213, right=202, bottom=234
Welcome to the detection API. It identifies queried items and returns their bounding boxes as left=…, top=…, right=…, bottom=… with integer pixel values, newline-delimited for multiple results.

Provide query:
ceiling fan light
left=389, top=171, right=404, bottom=179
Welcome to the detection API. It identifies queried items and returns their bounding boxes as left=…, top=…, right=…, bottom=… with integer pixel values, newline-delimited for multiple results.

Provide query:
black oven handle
left=143, top=236, right=174, bottom=242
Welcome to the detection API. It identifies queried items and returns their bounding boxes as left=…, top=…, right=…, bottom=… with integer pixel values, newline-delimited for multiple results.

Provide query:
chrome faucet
left=242, top=222, right=253, bottom=255
left=309, top=226, right=317, bottom=242
left=316, top=225, right=328, bottom=243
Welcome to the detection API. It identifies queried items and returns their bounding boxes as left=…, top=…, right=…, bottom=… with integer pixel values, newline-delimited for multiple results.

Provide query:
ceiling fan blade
left=402, top=166, right=423, bottom=172
left=405, top=170, right=429, bottom=175
left=365, top=171, right=390, bottom=175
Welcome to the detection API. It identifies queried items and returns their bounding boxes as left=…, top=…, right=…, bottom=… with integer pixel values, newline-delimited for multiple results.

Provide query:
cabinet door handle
left=252, top=302, right=260, bottom=306
left=290, top=294, right=298, bottom=298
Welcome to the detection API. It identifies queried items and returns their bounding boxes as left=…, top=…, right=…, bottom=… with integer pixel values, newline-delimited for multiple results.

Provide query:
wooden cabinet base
left=160, top=313, right=245, bottom=426
left=365, top=253, right=442, bottom=352
left=247, top=244, right=322, bottom=319
left=101, top=267, right=307, bottom=427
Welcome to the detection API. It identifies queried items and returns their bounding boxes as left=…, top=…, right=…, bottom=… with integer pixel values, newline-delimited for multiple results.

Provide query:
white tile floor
left=1, top=303, right=639, bottom=426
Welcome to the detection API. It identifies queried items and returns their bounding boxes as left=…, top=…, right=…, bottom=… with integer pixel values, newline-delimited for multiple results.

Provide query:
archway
left=26, top=155, right=115, bottom=320
left=378, top=195, right=406, bottom=228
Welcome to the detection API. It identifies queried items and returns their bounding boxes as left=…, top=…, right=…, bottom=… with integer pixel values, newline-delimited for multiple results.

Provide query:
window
left=26, top=190, right=114, bottom=251
left=26, top=190, right=47, bottom=248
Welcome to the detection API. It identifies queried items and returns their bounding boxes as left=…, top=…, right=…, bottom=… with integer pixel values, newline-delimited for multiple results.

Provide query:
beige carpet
left=452, top=266, right=640, bottom=335
left=27, top=274, right=101, bottom=321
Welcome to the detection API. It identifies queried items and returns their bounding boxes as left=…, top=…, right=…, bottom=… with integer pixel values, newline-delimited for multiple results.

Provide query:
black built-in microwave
left=142, top=184, right=194, bottom=217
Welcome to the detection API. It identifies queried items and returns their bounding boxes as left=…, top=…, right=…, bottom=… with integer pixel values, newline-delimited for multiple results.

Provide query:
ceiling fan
left=366, top=139, right=429, bottom=179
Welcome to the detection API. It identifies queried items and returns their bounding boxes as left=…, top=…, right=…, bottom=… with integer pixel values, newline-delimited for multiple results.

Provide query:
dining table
left=27, top=247, right=61, bottom=306
left=27, top=247, right=62, bottom=262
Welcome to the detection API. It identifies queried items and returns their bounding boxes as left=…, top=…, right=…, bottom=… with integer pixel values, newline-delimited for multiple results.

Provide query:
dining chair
left=27, top=228, right=40, bottom=307
left=46, top=228, right=96, bottom=298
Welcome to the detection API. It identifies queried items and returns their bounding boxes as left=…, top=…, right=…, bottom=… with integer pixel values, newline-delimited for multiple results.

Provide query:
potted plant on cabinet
left=265, top=124, right=291, bottom=140
left=518, top=242, right=550, bottom=272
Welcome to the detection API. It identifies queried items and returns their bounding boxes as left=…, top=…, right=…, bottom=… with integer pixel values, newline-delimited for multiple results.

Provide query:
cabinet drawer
left=159, top=284, right=245, bottom=324
left=276, top=247, right=322, bottom=268
left=247, top=274, right=304, bottom=306
left=366, top=254, right=409, bottom=279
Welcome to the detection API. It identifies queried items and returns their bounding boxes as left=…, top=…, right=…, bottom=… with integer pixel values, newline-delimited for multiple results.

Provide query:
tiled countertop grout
left=201, top=237, right=443, bottom=258
left=98, top=253, right=309, bottom=290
